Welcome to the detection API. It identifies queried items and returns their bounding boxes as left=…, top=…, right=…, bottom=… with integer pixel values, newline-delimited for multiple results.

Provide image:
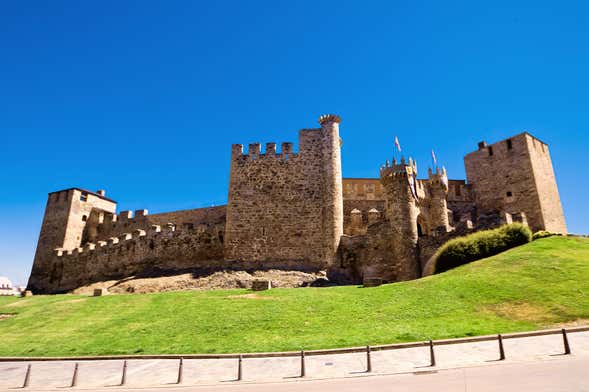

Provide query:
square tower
left=224, top=114, right=343, bottom=269
left=27, top=188, right=117, bottom=293
left=464, top=132, right=567, bottom=233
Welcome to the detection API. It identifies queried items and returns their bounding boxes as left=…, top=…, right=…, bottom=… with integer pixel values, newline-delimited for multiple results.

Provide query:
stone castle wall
left=28, top=189, right=117, bottom=293
left=464, top=133, right=567, bottom=233
left=45, top=225, right=223, bottom=293
left=27, top=114, right=567, bottom=293
left=223, top=115, right=343, bottom=269
left=83, top=206, right=227, bottom=245
left=526, top=137, right=568, bottom=233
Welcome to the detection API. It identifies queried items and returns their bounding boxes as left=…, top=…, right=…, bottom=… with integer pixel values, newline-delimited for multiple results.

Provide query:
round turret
left=318, top=114, right=342, bottom=125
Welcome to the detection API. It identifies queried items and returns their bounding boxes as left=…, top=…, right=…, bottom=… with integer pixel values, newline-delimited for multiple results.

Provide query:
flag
left=431, top=149, right=437, bottom=165
left=394, top=136, right=401, bottom=152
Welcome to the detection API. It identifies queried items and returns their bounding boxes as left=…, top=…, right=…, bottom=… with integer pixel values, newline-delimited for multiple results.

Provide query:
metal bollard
left=562, top=329, right=571, bottom=355
left=70, top=362, right=79, bottom=387
left=176, top=358, right=183, bottom=384
left=366, top=345, right=372, bottom=373
left=429, top=340, right=436, bottom=367
left=120, top=360, right=127, bottom=386
left=21, top=364, right=31, bottom=388
left=300, top=350, right=306, bottom=378
left=498, top=334, right=506, bottom=360
left=237, top=355, right=243, bottom=381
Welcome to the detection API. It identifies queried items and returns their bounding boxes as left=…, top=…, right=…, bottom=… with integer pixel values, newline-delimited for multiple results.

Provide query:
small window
left=82, top=215, right=88, bottom=222
left=506, top=139, right=513, bottom=150
left=455, top=184, right=462, bottom=196
left=488, top=146, right=494, bottom=156
left=506, top=191, right=513, bottom=197
left=80, top=192, right=88, bottom=202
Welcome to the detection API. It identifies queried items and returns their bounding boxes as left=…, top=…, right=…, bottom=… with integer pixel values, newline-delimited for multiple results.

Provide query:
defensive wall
left=27, top=114, right=568, bottom=293
left=224, top=114, right=343, bottom=269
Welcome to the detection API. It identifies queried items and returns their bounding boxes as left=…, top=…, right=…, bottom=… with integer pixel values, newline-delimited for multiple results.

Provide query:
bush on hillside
left=433, top=223, right=532, bottom=274
left=532, top=231, right=561, bottom=240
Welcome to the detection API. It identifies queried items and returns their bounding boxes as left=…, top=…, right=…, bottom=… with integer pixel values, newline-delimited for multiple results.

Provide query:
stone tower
left=380, top=157, right=421, bottom=280
left=464, top=132, right=567, bottom=233
left=224, top=114, right=344, bottom=269
left=318, top=114, right=344, bottom=264
left=27, top=188, right=116, bottom=293
left=426, top=166, right=450, bottom=233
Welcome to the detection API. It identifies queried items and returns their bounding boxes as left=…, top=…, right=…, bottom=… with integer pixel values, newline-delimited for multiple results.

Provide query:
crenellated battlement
left=318, top=114, right=341, bottom=125
left=81, top=205, right=226, bottom=247
left=380, top=157, right=418, bottom=179
left=102, top=209, right=150, bottom=224
left=426, top=166, right=449, bottom=192
left=231, top=141, right=299, bottom=161
left=54, top=223, right=193, bottom=258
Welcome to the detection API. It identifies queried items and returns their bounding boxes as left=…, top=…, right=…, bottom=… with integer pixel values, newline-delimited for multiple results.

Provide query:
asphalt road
left=27, top=357, right=588, bottom=392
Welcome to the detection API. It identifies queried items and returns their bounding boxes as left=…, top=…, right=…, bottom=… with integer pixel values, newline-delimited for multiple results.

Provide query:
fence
left=2, top=326, right=587, bottom=388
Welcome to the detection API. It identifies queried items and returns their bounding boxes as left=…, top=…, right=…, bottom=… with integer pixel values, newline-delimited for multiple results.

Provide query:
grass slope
left=0, top=236, right=587, bottom=357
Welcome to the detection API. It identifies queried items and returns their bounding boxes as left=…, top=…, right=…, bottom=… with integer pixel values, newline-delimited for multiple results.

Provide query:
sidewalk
left=1, top=330, right=587, bottom=390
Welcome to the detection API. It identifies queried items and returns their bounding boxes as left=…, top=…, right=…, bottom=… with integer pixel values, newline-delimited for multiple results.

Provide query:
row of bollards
left=16, top=329, right=575, bottom=387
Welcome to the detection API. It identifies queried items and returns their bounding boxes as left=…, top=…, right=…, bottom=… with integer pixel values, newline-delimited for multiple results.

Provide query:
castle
left=27, top=114, right=567, bottom=293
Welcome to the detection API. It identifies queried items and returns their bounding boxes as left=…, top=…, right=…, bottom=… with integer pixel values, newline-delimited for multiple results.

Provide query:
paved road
left=16, top=357, right=589, bottom=392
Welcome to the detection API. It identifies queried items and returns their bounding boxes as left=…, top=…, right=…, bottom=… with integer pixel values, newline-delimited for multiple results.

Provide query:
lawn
left=0, top=236, right=587, bottom=357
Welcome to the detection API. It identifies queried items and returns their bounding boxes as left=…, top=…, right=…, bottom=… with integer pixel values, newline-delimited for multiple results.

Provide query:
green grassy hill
left=0, top=236, right=587, bottom=357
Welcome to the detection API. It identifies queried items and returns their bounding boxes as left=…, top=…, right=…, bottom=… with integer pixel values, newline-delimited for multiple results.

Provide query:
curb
left=0, top=326, right=587, bottom=362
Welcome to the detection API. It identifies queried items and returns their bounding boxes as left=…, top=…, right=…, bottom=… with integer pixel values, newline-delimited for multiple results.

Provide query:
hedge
left=433, top=223, right=532, bottom=274
left=532, top=230, right=561, bottom=240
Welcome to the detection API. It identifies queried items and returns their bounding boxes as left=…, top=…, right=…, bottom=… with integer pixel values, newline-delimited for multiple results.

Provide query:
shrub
left=532, top=231, right=560, bottom=240
left=433, top=223, right=532, bottom=274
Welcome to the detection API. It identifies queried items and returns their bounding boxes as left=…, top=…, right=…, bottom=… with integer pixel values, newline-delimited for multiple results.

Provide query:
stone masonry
left=27, top=115, right=567, bottom=293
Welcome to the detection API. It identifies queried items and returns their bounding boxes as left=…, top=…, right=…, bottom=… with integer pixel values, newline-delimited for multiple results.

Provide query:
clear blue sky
left=1, top=1, right=588, bottom=285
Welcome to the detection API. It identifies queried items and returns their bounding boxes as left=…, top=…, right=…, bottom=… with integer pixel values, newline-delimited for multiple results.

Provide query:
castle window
left=506, top=139, right=513, bottom=150
left=455, top=184, right=461, bottom=196
left=488, top=146, right=494, bottom=156
left=82, top=215, right=87, bottom=222
left=80, top=192, right=88, bottom=202
left=506, top=191, right=513, bottom=197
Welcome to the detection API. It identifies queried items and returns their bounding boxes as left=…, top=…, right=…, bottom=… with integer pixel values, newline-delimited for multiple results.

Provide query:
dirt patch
left=553, top=319, right=589, bottom=328
left=71, top=280, right=119, bottom=295
left=71, top=270, right=327, bottom=295
left=482, top=302, right=554, bottom=323
left=0, top=313, right=14, bottom=321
